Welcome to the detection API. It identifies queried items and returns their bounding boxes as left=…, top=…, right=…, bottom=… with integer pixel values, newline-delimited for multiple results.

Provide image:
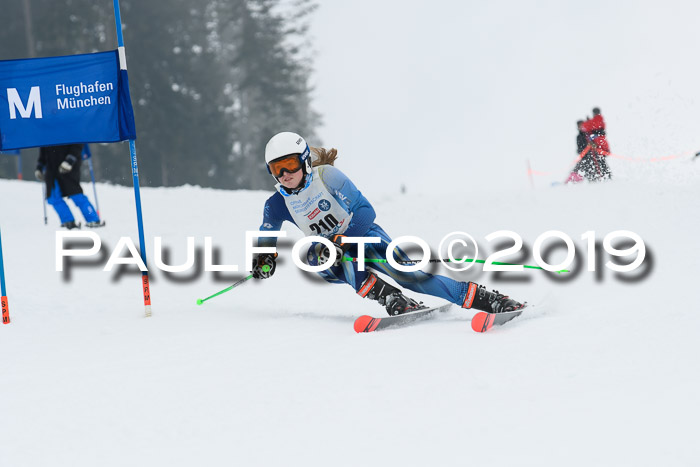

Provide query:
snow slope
left=1, top=158, right=699, bottom=467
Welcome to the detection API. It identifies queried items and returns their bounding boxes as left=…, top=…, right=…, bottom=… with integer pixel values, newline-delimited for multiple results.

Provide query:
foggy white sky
left=309, top=1, right=700, bottom=196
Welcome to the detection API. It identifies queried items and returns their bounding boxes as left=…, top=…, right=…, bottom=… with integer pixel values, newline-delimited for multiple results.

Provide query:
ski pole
left=87, top=157, right=101, bottom=219
left=196, top=265, right=270, bottom=305
left=341, top=256, right=570, bottom=274
left=41, top=180, right=47, bottom=225
left=83, top=145, right=101, bottom=219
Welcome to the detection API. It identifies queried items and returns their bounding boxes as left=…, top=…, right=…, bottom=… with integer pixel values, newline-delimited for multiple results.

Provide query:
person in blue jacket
left=253, top=132, right=524, bottom=316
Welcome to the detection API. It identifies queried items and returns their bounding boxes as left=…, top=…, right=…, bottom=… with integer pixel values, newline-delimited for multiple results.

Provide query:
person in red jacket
left=580, top=108, right=609, bottom=153
left=580, top=107, right=612, bottom=180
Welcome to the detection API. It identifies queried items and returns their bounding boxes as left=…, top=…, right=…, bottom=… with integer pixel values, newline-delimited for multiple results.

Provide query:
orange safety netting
left=527, top=147, right=695, bottom=179
left=597, top=150, right=693, bottom=163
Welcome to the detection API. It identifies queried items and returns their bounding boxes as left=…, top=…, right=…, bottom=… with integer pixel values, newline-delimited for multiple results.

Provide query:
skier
left=579, top=107, right=612, bottom=180
left=35, top=144, right=104, bottom=229
left=251, top=131, right=524, bottom=316
left=566, top=121, right=589, bottom=183
left=567, top=120, right=603, bottom=183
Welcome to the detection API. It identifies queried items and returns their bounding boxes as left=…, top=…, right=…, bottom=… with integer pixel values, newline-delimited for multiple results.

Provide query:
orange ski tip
left=354, top=315, right=372, bottom=333
left=470, top=312, right=493, bottom=333
left=354, top=315, right=380, bottom=333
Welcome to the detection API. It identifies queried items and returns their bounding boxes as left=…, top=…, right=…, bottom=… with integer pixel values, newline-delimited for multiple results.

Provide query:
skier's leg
left=566, top=171, right=584, bottom=183
left=306, top=242, right=366, bottom=285
left=567, top=160, right=585, bottom=183
left=355, top=271, right=427, bottom=315
left=305, top=229, right=457, bottom=301
left=598, top=156, right=612, bottom=180
left=69, top=193, right=100, bottom=223
left=306, top=241, right=421, bottom=315
left=366, top=241, right=467, bottom=304
left=359, top=225, right=466, bottom=303
left=581, top=155, right=597, bottom=181
left=363, top=225, right=524, bottom=313
left=592, top=153, right=603, bottom=180
left=47, top=181, right=76, bottom=225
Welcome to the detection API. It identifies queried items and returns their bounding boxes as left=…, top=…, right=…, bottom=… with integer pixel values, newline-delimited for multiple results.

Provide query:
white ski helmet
left=264, top=132, right=312, bottom=180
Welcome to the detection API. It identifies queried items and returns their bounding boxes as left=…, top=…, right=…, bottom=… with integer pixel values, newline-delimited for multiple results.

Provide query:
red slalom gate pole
left=1, top=227, right=10, bottom=324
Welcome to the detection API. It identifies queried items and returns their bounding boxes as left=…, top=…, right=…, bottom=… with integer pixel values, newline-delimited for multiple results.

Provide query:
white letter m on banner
left=7, top=86, right=43, bottom=119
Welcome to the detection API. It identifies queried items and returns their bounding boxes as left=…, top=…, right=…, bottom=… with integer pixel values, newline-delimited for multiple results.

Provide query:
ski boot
left=357, top=273, right=423, bottom=316
left=60, top=221, right=81, bottom=230
left=462, top=282, right=524, bottom=313
left=86, top=220, right=106, bottom=228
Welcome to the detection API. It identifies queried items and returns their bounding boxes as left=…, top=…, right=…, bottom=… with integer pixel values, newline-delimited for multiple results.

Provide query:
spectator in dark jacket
left=568, top=120, right=595, bottom=182
left=576, top=120, right=589, bottom=154
left=35, top=144, right=103, bottom=229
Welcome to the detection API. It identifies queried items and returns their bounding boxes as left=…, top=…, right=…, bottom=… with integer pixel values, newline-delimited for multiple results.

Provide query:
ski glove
left=252, top=252, right=278, bottom=279
left=320, top=234, right=352, bottom=267
left=59, top=154, right=78, bottom=174
left=35, top=168, right=45, bottom=181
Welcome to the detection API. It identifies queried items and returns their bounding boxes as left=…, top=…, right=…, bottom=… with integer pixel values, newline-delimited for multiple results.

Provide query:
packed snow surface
left=1, top=158, right=699, bottom=466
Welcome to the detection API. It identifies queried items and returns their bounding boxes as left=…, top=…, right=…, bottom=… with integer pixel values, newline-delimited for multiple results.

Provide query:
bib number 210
left=309, top=214, right=339, bottom=235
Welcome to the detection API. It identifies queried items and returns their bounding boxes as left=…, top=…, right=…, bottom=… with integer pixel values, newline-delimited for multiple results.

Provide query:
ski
left=354, top=303, right=453, bottom=333
left=470, top=306, right=527, bottom=333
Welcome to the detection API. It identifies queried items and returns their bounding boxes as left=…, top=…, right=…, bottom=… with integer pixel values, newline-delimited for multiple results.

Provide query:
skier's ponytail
left=310, top=147, right=338, bottom=167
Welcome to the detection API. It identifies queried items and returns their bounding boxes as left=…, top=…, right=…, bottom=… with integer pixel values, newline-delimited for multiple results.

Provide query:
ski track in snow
left=1, top=159, right=699, bottom=467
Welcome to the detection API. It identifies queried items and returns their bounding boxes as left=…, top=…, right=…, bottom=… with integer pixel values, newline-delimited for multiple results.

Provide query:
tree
left=0, top=0, right=320, bottom=189
left=215, top=0, right=321, bottom=188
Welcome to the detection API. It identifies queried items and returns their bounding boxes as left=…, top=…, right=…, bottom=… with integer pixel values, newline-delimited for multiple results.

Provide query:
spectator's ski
left=354, top=304, right=452, bottom=333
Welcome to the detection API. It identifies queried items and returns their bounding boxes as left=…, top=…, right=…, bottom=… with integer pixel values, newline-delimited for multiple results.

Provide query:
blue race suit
left=258, top=165, right=470, bottom=306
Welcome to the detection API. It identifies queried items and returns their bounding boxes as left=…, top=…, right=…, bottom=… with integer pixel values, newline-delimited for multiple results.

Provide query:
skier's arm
left=580, top=118, right=593, bottom=134
left=580, top=115, right=604, bottom=134
left=319, top=165, right=376, bottom=236
left=257, top=193, right=290, bottom=248
left=58, top=145, right=82, bottom=174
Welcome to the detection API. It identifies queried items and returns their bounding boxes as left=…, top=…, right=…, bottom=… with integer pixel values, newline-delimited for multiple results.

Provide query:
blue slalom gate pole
left=0, top=227, right=10, bottom=324
left=87, top=158, right=100, bottom=218
left=113, top=0, right=151, bottom=317
left=83, top=145, right=101, bottom=219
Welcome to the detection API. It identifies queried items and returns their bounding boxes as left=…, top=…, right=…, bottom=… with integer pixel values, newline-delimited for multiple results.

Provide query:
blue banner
left=0, top=50, right=136, bottom=150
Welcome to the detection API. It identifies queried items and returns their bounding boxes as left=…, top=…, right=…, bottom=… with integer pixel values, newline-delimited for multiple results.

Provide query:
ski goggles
left=268, top=154, right=304, bottom=178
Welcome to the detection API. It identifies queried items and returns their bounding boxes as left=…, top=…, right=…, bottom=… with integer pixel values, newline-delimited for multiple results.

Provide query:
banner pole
left=41, top=180, right=47, bottom=225
left=0, top=227, right=10, bottom=324
left=17, top=153, right=23, bottom=180
left=113, top=0, right=152, bottom=317
left=84, top=146, right=101, bottom=219
left=88, top=158, right=100, bottom=218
